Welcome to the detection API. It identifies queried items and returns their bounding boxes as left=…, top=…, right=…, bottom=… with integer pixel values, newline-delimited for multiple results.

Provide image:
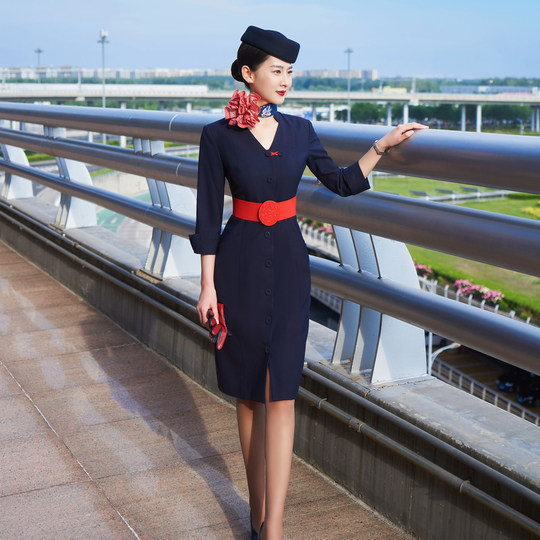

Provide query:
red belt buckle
left=258, top=200, right=278, bottom=226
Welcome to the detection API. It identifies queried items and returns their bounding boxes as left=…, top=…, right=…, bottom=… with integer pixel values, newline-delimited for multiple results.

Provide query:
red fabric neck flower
left=224, top=89, right=261, bottom=129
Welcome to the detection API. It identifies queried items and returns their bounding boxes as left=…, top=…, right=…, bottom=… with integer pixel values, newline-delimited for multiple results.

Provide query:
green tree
left=351, top=102, right=383, bottom=123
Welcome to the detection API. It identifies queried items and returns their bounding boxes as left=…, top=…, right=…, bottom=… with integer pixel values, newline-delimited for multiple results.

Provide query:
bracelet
left=372, top=140, right=388, bottom=156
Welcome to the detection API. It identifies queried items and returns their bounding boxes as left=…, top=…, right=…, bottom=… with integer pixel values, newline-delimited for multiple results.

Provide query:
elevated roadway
left=2, top=83, right=539, bottom=132
left=1, top=83, right=540, bottom=106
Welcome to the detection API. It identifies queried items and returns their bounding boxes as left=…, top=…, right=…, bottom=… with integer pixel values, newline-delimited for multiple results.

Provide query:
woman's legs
left=236, top=369, right=295, bottom=539
left=236, top=398, right=266, bottom=530
left=264, top=369, right=295, bottom=540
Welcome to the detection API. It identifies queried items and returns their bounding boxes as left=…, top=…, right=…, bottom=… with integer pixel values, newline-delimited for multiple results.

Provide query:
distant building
left=441, top=85, right=538, bottom=94
left=1, top=65, right=379, bottom=82
left=303, top=68, right=378, bottom=80
left=381, top=86, right=408, bottom=93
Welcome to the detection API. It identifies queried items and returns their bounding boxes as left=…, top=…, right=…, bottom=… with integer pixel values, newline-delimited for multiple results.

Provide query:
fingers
left=211, top=303, right=219, bottom=326
left=197, top=287, right=219, bottom=327
left=198, top=302, right=219, bottom=327
left=397, top=122, right=428, bottom=136
left=197, top=306, right=207, bottom=327
left=405, top=121, right=429, bottom=130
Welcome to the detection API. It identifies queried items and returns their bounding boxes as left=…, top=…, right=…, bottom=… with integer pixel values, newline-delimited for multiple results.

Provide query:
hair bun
left=231, top=59, right=243, bottom=82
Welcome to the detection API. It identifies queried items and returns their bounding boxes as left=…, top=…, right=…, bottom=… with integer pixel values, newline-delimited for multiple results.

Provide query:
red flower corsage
left=224, top=89, right=261, bottom=129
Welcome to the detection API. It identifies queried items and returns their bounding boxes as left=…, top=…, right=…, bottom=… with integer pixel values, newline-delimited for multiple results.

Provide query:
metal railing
left=431, top=357, right=540, bottom=426
left=0, top=102, right=539, bottom=384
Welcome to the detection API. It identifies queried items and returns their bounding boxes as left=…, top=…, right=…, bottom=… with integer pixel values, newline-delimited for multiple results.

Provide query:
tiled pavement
left=0, top=240, right=409, bottom=539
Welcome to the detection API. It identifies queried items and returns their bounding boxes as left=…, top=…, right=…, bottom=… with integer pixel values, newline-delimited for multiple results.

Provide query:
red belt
left=233, top=196, right=297, bottom=226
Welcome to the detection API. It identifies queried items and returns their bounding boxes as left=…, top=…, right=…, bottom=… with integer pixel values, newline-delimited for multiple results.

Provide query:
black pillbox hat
left=241, top=26, right=300, bottom=63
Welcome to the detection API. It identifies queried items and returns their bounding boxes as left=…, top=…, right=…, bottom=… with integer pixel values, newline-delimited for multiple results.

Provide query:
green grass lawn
left=372, top=175, right=496, bottom=198
left=460, top=195, right=540, bottom=220
left=370, top=176, right=540, bottom=319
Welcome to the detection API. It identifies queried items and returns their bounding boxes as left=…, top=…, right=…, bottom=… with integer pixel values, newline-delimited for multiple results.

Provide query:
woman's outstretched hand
left=377, top=122, right=429, bottom=152
left=357, top=121, right=429, bottom=178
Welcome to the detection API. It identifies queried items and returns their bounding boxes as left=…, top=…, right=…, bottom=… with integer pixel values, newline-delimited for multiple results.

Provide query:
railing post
left=0, top=120, right=34, bottom=199
left=331, top=173, right=426, bottom=383
left=134, top=137, right=199, bottom=278
left=46, top=126, right=97, bottom=229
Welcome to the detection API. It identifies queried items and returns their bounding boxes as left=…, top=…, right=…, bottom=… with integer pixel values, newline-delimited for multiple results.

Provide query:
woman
left=190, top=26, right=427, bottom=540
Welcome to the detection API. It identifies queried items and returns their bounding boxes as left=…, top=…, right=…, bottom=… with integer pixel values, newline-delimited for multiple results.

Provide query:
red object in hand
left=206, top=303, right=228, bottom=350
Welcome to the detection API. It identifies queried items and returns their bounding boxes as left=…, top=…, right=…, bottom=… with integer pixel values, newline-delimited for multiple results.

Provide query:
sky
left=1, top=0, right=539, bottom=79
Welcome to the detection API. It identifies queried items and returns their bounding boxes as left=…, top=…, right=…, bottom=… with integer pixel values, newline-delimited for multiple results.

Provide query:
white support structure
left=134, top=138, right=199, bottom=278
left=402, top=103, right=409, bottom=124
left=329, top=103, right=336, bottom=123
left=0, top=120, right=34, bottom=199
left=461, top=104, right=467, bottom=132
left=476, top=104, right=482, bottom=133
left=119, top=102, right=127, bottom=148
left=48, top=126, right=97, bottom=229
left=531, top=108, right=536, bottom=132
left=331, top=174, right=426, bottom=384
left=386, top=103, right=392, bottom=126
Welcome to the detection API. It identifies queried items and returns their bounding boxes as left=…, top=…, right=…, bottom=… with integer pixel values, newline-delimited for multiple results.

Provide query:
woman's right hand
left=197, top=285, right=219, bottom=328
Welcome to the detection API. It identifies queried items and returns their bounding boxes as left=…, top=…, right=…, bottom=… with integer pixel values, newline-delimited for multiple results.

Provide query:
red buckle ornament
left=232, top=196, right=296, bottom=226
left=258, top=200, right=278, bottom=226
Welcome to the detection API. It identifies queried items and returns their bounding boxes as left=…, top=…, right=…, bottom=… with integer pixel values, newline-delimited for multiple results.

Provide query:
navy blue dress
left=190, top=112, right=369, bottom=402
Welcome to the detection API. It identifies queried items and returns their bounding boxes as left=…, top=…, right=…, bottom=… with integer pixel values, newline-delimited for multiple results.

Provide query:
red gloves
left=206, top=303, right=228, bottom=350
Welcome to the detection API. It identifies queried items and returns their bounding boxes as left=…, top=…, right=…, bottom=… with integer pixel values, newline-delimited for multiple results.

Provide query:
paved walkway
left=0, top=240, right=409, bottom=539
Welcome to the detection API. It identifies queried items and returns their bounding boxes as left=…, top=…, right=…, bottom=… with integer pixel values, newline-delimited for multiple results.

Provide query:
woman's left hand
left=378, top=122, right=429, bottom=152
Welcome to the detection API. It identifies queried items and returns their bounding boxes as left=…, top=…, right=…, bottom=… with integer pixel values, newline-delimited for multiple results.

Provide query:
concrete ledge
left=1, top=197, right=538, bottom=540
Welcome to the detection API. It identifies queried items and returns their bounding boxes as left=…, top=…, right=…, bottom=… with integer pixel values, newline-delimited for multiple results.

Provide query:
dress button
left=267, top=177, right=273, bottom=184
left=265, top=316, right=272, bottom=325
left=265, top=346, right=270, bottom=353
left=264, top=231, right=271, bottom=239
left=265, top=288, right=272, bottom=296
left=265, top=259, right=272, bottom=268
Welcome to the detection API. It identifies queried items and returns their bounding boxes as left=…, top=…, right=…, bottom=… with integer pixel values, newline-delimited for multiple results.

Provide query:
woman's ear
left=241, top=65, right=254, bottom=84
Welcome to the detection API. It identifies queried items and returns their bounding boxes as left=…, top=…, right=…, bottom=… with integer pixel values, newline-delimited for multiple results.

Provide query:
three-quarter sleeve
left=306, top=121, right=370, bottom=197
left=189, top=125, right=225, bottom=254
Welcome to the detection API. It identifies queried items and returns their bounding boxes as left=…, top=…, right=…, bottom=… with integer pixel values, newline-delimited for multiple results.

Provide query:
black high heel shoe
left=250, top=511, right=260, bottom=540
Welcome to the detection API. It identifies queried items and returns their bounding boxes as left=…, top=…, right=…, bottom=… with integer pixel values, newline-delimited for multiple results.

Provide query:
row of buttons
left=263, top=219, right=273, bottom=343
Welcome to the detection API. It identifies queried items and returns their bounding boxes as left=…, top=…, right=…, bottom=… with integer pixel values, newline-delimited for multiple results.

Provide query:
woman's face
left=242, top=55, right=293, bottom=105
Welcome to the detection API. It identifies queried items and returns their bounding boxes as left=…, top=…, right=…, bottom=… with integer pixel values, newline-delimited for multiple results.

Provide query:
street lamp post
left=97, top=29, right=109, bottom=109
left=35, top=48, right=43, bottom=83
left=97, top=29, right=109, bottom=144
left=344, top=48, right=353, bottom=123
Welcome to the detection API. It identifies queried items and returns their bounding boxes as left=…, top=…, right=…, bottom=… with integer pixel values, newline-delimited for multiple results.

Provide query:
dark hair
left=231, top=43, right=269, bottom=89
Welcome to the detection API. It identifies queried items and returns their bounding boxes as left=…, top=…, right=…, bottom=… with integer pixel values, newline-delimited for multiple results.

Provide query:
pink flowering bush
left=454, top=279, right=504, bottom=304
left=317, top=224, right=334, bottom=234
left=414, top=263, right=433, bottom=278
